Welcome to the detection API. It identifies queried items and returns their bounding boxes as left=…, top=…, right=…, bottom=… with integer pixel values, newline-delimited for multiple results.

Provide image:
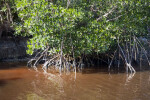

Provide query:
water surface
left=0, top=63, right=150, bottom=100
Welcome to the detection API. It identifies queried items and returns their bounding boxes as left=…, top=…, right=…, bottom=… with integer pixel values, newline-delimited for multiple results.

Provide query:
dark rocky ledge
left=0, top=37, right=30, bottom=62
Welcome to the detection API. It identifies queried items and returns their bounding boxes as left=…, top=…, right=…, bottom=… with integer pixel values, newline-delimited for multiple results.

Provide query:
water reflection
left=0, top=63, right=150, bottom=100
left=125, top=73, right=136, bottom=84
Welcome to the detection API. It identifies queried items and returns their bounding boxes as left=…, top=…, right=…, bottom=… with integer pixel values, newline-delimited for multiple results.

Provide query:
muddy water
left=0, top=63, right=150, bottom=100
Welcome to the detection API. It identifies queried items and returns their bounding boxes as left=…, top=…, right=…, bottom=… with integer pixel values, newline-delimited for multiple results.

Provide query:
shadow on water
left=0, top=62, right=27, bottom=87
left=81, top=67, right=109, bottom=74
left=0, top=77, right=22, bottom=87
left=79, top=65, right=125, bottom=74
left=80, top=65, right=150, bottom=74
left=0, top=62, right=27, bottom=69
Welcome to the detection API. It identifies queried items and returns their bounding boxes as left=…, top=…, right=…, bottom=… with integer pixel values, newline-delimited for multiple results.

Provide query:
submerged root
left=116, top=37, right=136, bottom=73
left=108, top=35, right=149, bottom=73
left=27, top=36, right=149, bottom=75
left=27, top=47, right=77, bottom=74
left=126, top=63, right=136, bottom=73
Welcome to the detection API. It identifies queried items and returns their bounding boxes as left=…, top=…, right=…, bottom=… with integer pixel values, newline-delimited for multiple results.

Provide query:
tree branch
left=97, top=6, right=117, bottom=21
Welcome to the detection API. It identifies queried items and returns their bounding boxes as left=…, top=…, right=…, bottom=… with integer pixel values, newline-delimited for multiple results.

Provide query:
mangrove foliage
left=0, top=0, right=150, bottom=73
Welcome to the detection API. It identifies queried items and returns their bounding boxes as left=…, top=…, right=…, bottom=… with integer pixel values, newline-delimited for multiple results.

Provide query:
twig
left=59, top=40, right=63, bottom=75
left=97, top=6, right=117, bottom=21
left=108, top=48, right=118, bottom=71
left=66, top=0, right=70, bottom=9
left=136, top=37, right=150, bottom=66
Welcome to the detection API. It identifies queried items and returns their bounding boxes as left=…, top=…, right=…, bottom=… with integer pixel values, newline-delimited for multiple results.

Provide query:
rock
left=0, top=38, right=29, bottom=61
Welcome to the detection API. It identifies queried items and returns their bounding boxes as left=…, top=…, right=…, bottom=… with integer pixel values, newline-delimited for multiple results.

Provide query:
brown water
left=0, top=63, right=150, bottom=100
